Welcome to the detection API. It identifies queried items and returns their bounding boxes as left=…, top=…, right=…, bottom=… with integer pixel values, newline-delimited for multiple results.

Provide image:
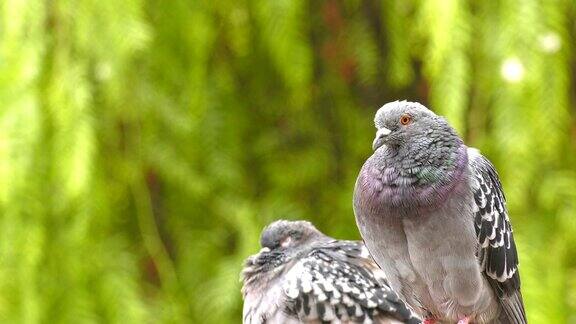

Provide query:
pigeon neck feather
left=358, top=142, right=469, bottom=212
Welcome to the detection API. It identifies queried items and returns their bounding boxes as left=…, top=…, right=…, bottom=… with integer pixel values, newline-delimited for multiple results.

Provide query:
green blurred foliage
left=1, top=0, right=575, bottom=323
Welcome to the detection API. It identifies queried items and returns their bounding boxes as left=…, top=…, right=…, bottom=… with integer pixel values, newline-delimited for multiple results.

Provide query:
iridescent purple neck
left=355, top=144, right=469, bottom=213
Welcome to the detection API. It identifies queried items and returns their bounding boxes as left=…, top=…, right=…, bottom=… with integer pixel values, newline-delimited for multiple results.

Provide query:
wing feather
left=282, top=241, right=422, bottom=324
left=468, top=149, right=526, bottom=324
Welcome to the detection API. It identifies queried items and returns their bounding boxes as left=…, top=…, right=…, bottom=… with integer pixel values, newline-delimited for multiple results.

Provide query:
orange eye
left=400, top=114, right=412, bottom=125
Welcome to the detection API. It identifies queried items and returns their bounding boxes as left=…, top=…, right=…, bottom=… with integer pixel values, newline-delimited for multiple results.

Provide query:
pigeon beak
left=372, top=127, right=391, bottom=151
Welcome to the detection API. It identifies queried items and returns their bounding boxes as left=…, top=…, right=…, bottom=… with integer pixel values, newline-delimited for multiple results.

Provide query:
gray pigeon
left=241, top=220, right=422, bottom=324
left=353, top=101, right=526, bottom=324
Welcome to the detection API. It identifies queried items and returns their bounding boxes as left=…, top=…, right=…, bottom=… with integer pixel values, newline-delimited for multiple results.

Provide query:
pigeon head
left=372, top=100, right=459, bottom=151
left=242, top=220, right=328, bottom=286
left=355, top=101, right=468, bottom=209
left=260, top=220, right=325, bottom=252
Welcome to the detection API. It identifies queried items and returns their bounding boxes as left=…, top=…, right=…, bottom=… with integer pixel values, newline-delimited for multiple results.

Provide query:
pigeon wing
left=282, top=241, right=421, bottom=324
left=469, top=149, right=527, bottom=324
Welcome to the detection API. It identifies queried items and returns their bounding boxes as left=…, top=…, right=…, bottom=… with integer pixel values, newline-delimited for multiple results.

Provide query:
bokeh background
left=1, top=0, right=576, bottom=323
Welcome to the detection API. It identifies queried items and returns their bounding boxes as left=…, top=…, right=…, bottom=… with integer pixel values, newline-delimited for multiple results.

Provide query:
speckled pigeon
left=241, top=220, right=422, bottom=324
left=353, top=101, right=526, bottom=324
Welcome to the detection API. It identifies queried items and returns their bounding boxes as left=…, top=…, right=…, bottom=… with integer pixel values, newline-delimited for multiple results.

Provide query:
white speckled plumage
left=241, top=220, right=422, bottom=324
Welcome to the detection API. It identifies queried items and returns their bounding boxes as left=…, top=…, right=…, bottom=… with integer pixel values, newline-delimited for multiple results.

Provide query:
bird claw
left=457, top=316, right=470, bottom=324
